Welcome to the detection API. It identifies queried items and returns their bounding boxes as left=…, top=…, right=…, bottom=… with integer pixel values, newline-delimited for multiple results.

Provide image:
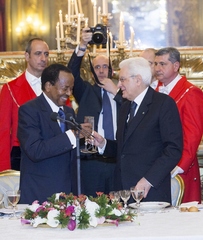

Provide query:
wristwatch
left=78, top=46, right=87, bottom=52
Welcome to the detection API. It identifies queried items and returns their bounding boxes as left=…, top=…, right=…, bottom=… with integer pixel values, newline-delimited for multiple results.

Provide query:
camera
left=88, top=24, right=107, bottom=45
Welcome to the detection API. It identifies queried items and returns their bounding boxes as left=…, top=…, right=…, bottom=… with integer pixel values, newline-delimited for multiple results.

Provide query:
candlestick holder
left=56, top=51, right=66, bottom=64
left=101, top=13, right=112, bottom=26
left=60, top=39, right=66, bottom=50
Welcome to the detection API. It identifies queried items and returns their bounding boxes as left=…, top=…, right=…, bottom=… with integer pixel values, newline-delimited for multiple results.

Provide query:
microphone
left=50, top=112, right=76, bottom=129
left=66, top=113, right=82, bottom=130
left=50, top=112, right=94, bottom=138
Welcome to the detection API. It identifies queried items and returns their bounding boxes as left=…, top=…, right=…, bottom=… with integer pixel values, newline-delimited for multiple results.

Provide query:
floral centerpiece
left=21, top=192, right=135, bottom=231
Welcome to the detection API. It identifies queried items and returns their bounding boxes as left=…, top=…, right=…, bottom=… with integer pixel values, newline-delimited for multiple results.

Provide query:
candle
left=68, top=0, right=71, bottom=23
left=74, top=0, right=79, bottom=15
left=59, top=10, right=64, bottom=39
left=78, top=0, right=83, bottom=14
left=93, top=0, right=97, bottom=26
left=130, top=26, right=134, bottom=56
left=119, top=12, right=123, bottom=45
left=84, top=18, right=88, bottom=28
left=71, top=0, right=74, bottom=19
left=76, top=14, right=81, bottom=43
left=123, top=24, right=125, bottom=43
left=102, top=0, right=108, bottom=15
left=56, top=22, right=61, bottom=52
left=98, top=6, right=101, bottom=24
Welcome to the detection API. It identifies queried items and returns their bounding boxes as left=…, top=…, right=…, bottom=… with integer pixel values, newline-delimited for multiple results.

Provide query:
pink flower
left=105, top=219, right=119, bottom=226
left=36, top=206, right=45, bottom=212
left=65, top=206, right=75, bottom=216
left=67, top=219, right=76, bottom=231
left=21, top=218, right=31, bottom=225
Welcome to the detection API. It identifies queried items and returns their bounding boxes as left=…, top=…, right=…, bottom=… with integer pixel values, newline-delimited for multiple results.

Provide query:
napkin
left=179, top=201, right=198, bottom=208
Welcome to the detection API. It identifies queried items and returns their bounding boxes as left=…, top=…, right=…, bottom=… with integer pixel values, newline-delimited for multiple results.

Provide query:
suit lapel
left=38, top=94, right=62, bottom=135
left=123, top=88, right=153, bottom=146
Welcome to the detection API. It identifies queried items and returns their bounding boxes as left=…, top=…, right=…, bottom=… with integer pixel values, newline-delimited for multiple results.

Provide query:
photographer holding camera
left=67, top=27, right=123, bottom=197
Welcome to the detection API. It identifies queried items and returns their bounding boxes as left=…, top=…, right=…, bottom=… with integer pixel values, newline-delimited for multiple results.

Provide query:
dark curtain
left=0, top=0, right=5, bottom=51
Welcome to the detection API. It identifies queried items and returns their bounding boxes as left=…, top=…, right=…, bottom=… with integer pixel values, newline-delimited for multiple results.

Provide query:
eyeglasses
left=93, top=64, right=109, bottom=70
left=119, top=75, right=136, bottom=83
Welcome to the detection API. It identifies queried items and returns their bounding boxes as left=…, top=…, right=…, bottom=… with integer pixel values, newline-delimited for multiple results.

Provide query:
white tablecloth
left=1, top=208, right=203, bottom=240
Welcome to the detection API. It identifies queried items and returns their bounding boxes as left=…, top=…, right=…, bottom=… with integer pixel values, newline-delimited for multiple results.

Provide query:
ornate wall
left=1, top=47, right=203, bottom=89
left=167, top=0, right=202, bottom=46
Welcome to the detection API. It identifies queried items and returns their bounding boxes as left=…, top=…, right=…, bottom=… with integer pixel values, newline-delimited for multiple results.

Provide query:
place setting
left=0, top=190, right=28, bottom=219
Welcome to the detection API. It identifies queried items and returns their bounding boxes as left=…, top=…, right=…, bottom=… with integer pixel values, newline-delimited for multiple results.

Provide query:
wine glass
left=119, top=190, right=131, bottom=211
left=130, top=187, right=144, bottom=214
left=6, top=190, right=21, bottom=220
left=109, top=191, right=120, bottom=203
left=0, top=193, right=4, bottom=207
left=0, top=193, right=4, bottom=218
left=81, top=116, right=97, bottom=153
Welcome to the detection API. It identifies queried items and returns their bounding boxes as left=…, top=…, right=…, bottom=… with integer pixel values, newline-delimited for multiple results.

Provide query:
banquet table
left=1, top=206, right=203, bottom=240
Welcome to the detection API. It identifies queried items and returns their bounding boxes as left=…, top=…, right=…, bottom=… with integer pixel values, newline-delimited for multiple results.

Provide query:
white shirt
left=150, top=80, right=158, bottom=89
left=43, top=93, right=76, bottom=148
left=132, top=87, right=149, bottom=116
left=25, top=70, right=42, bottom=96
left=159, top=74, right=182, bottom=95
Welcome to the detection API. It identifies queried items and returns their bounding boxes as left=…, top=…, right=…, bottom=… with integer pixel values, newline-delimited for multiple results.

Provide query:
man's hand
left=98, top=78, right=119, bottom=96
left=72, top=123, right=92, bottom=139
left=134, top=177, right=152, bottom=198
left=80, top=28, right=92, bottom=47
left=92, top=131, right=106, bottom=148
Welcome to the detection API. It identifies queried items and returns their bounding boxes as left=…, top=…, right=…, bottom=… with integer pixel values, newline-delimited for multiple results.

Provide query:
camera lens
left=92, top=32, right=104, bottom=44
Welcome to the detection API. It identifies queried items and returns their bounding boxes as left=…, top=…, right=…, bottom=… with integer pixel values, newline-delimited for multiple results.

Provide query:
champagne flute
left=81, top=116, right=97, bottom=153
left=119, top=190, right=131, bottom=211
left=130, top=187, right=144, bottom=214
left=6, top=190, right=21, bottom=220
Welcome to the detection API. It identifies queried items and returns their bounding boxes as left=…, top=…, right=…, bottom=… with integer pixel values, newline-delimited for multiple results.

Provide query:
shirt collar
left=133, top=87, right=149, bottom=107
left=25, top=70, right=41, bottom=86
left=164, top=74, right=182, bottom=93
left=42, top=92, right=63, bottom=113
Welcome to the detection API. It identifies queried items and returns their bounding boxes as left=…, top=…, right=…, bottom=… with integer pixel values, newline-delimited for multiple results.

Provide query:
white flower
left=28, top=203, right=40, bottom=212
left=46, top=209, right=60, bottom=228
left=111, top=208, right=122, bottom=217
left=32, top=216, right=47, bottom=228
left=55, top=193, right=62, bottom=201
left=85, top=198, right=100, bottom=227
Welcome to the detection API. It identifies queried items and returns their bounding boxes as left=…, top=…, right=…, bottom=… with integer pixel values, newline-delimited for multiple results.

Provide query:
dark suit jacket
left=68, top=52, right=122, bottom=130
left=104, top=87, right=183, bottom=203
left=18, top=94, right=76, bottom=204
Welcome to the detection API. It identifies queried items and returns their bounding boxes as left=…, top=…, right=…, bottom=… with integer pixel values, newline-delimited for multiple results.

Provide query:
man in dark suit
left=93, top=57, right=183, bottom=203
left=18, top=64, right=78, bottom=204
left=67, top=27, right=122, bottom=197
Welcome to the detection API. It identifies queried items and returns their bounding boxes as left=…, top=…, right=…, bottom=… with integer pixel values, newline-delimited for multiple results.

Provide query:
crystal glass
left=130, top=187, right=144, bottom=213
left=0, top=193, right=4, bottom=207
left=81, top=116, right=97, bottom=153
left=119, top=190, right=131, bottom=211
left=109, top=191, right=120, bottom=203
left=6, top=190, right=20, bottom=220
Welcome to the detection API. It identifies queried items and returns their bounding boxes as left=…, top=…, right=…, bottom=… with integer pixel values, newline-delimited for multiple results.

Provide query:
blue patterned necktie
left=58, top=108, right=66, bottom=133
left=128, top=101, right=137, bottom=124
left=102, top=89, right=114, bottom=140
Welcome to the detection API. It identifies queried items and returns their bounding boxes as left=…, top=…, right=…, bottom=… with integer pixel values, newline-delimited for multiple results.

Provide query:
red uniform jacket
left=0, top=72, right=72, bottom=171
left=0, top=73, right=36, bottom=170
left=157, top=76, right=203, bottom=202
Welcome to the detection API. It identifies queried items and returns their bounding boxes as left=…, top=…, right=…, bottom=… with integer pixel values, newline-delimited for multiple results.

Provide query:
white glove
left=171, top=166, right=184, bottom=178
